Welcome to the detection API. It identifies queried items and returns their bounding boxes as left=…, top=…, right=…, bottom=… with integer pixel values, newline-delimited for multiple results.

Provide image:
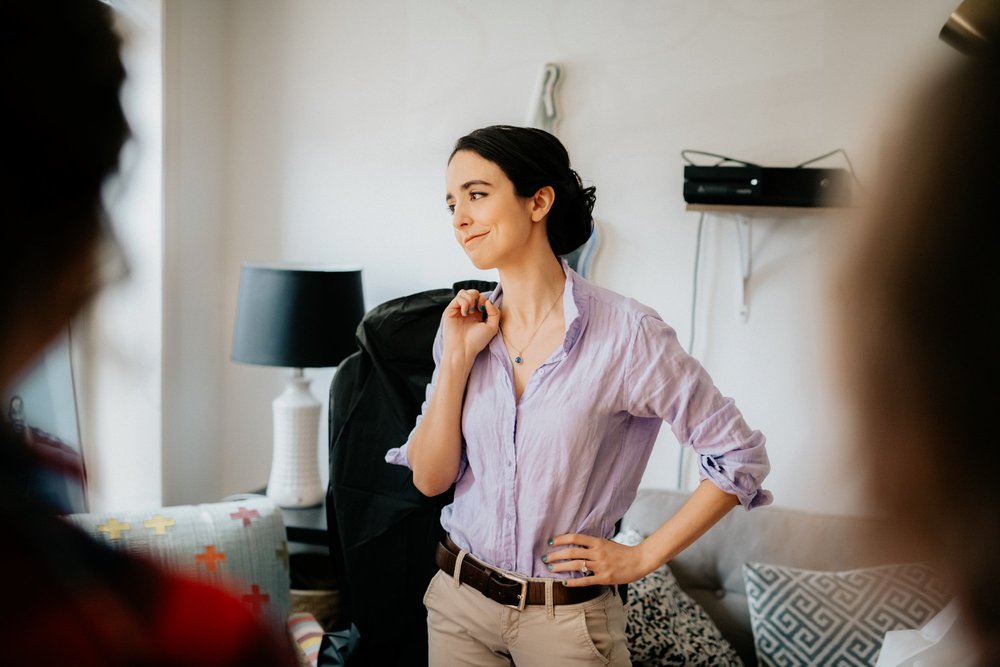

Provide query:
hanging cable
left=794, top=147, right=866, bottom=194
left=681, top=149, right=759, bottom=167
left=687, top=212, right=705, bottom=354
left=678, top=212, right=707, bottom=490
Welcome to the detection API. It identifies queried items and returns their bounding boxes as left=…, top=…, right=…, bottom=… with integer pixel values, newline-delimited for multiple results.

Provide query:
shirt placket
left=498, top=356, right=563, bottom=574
left=503, top=406, right=517, bottom=570
left=499, top=363, right=518, bottom=571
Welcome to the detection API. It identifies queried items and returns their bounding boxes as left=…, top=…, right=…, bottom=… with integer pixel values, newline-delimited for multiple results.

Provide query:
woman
left=838, top=48, right=999, bottom=666
left=386, top=125, right=770, bottom=666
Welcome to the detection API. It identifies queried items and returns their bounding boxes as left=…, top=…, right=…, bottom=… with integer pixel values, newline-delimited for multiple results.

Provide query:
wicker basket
left=290, top=552, right=342, bottom=630
left=291, top=587, right=342, bottom=630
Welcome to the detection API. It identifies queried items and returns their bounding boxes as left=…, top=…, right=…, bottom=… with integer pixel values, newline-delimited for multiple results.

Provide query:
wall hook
left=525, top=63, right=562, bottom=133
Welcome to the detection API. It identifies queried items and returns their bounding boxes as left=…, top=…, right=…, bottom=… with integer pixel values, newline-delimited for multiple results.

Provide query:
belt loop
left=452, top=549, right=468, bottom=589
left=544, top=579, right=555, bottom=619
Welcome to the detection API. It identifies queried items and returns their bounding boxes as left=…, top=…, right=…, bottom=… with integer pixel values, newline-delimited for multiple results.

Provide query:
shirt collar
left=561, top=260, right=587, bottom=355
left=487, top=259, right=588, bottom=358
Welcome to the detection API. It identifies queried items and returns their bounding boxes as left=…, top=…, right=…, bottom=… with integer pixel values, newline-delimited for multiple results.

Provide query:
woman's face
left=446, top=150, right=535, bottom=270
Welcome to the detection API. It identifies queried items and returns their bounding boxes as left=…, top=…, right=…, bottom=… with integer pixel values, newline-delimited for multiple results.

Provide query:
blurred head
left=0, top=1, right=128, bottom=387
left=838, top=50, right=999, bottom=658
left=447, top=125, right=595, bottom=267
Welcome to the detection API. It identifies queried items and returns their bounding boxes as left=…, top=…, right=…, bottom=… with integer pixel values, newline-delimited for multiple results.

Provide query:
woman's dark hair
left=0, top=1, right=128, bottom=338
left=839, top=49, right=1000, bottom=661
left=450, top=125, right=596, bottom=256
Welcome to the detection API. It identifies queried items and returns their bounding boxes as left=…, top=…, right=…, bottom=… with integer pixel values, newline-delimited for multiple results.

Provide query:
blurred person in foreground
left=838, top=42, right=999, bottom=667
left=0, top=2, right=296, bottom=665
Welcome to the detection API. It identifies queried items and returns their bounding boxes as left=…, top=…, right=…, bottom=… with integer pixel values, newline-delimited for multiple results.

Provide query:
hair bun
left=549, top=173, right=595, bottom=256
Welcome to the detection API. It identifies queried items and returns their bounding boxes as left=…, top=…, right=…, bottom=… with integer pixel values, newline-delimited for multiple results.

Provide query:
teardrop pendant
left=514, top=356, right=523, bottom=364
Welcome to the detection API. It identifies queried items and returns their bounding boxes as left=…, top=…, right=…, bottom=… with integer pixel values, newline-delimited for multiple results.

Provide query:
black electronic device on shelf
left=683, top=165, right=852, bottom=208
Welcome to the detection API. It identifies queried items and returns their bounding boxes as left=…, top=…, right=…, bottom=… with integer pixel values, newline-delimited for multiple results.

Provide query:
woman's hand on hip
left=542, top=533, right=658, bottom=586
left=442, top=289, right=500, bottom=365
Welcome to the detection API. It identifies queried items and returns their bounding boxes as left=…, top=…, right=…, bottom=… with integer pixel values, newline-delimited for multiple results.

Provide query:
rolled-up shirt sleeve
left=624, top=314, right=772, bottom=510
left=384, top=325, right=468, bottom=482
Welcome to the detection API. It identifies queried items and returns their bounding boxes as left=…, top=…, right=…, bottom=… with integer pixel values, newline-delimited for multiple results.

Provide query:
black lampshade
left=231, top=264, right=364, bottom=368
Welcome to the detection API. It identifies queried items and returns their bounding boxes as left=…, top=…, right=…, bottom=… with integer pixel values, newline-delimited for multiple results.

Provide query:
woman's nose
left=453, top=204, right=471, bottom=228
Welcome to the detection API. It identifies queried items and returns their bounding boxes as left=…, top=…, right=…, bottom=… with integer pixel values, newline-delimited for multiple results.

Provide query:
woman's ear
left=529, top=186, right=555, bottom=222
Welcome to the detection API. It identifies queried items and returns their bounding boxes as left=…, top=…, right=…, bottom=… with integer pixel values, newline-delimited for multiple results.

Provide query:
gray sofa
left=623, top=488, right=921, bottom=666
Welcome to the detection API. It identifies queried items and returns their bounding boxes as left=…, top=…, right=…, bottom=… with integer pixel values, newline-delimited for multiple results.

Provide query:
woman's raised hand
left=442, top=289, right=500, bottom=366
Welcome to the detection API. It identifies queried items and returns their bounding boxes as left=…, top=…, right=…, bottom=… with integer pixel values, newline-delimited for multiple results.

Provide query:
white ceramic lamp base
left=267, top=370, right=324, bottom=508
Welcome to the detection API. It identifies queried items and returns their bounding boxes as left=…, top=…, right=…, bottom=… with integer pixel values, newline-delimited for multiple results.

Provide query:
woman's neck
left=497, top=253, right=566, bottom=328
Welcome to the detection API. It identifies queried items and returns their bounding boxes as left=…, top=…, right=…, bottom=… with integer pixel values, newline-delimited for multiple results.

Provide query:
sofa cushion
left=628, top=565, right=746, bottom=666
left=67, top=496, right=291, bottom=631
left=288, top=612, right=324, bottom=667
left=615, top=527, right=743, bottom=666
left=743, top=561, right=950, bottom=667
left=623, top=488, right=927, bottom=666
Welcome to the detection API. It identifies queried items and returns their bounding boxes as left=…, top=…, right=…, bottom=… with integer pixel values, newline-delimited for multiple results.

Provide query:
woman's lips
left=464, top=232, right=488, bottom=246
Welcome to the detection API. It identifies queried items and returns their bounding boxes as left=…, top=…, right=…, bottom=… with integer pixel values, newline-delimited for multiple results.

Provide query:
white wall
left=80, top=0, right=164, bottom=511
left=161, top=0, right=229, bottom=505
left=155, top=0, right=961, bottom=515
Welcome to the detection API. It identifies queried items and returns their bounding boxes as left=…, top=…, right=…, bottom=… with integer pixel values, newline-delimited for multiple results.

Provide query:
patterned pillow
left=743, top=561, right=950, bottom=667
left=288, top=612, right=323, bottom=667
left=66, top=497, right=291, bottom=630
left=614, top=527, right=743, bottom=667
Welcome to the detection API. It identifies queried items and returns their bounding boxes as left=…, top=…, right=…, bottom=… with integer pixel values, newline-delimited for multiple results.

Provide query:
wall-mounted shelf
left=686, top=203, right=854, bottom=322
left=685, top=203, right=853, bottom=217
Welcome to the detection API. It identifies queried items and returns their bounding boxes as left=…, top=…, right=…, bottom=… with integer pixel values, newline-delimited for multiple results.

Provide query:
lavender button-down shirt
left=386, top=263, right=771, bottom=578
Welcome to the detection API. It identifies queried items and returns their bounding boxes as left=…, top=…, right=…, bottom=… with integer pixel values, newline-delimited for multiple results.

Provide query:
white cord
left=687, top=213, right=706, bottom=354
left=678, top=213, right=707, bottom=490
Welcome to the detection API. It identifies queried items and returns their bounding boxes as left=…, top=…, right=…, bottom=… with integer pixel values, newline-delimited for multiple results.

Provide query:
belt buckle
left=500, top=572, right=528, bottom=611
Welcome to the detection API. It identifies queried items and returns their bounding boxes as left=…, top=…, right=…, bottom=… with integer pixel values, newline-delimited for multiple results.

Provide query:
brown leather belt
left=435, top=536, right=606, bottom=609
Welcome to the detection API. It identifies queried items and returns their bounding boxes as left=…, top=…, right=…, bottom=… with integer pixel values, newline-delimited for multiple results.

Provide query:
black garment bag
left=325, top=281, right=495, bottom=667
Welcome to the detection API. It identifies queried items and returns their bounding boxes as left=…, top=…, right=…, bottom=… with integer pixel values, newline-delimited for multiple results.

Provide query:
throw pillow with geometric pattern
left=67, top=497, right=291, bottom=631
left=614, top=527, right=743, bottom=667
left=743, top=561, right=950, bottom=667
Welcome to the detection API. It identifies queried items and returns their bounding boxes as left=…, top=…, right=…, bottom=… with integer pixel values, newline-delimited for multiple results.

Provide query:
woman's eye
left=446, top=192, right=484, bottom=214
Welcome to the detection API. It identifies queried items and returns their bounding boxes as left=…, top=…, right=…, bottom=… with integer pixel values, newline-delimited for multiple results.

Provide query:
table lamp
left=231, top=264, right=364, bottom=508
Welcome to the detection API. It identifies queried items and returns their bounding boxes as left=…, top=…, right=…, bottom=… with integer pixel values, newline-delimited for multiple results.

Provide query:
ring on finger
left=580, top=562, right=589, bottom=575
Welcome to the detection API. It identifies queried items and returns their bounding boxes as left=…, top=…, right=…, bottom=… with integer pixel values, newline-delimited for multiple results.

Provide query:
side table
left=238, top=488, right=330, bottom=548
left=279, top=500, right=330, bottom=547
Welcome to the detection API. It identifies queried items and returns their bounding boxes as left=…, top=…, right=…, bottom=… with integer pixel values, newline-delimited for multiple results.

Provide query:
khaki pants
left=424, top=567, right=631, bottom=666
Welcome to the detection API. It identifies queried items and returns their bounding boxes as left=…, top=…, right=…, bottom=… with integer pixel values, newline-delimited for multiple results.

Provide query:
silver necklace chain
left=499, top=289, right=564, bottom=365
